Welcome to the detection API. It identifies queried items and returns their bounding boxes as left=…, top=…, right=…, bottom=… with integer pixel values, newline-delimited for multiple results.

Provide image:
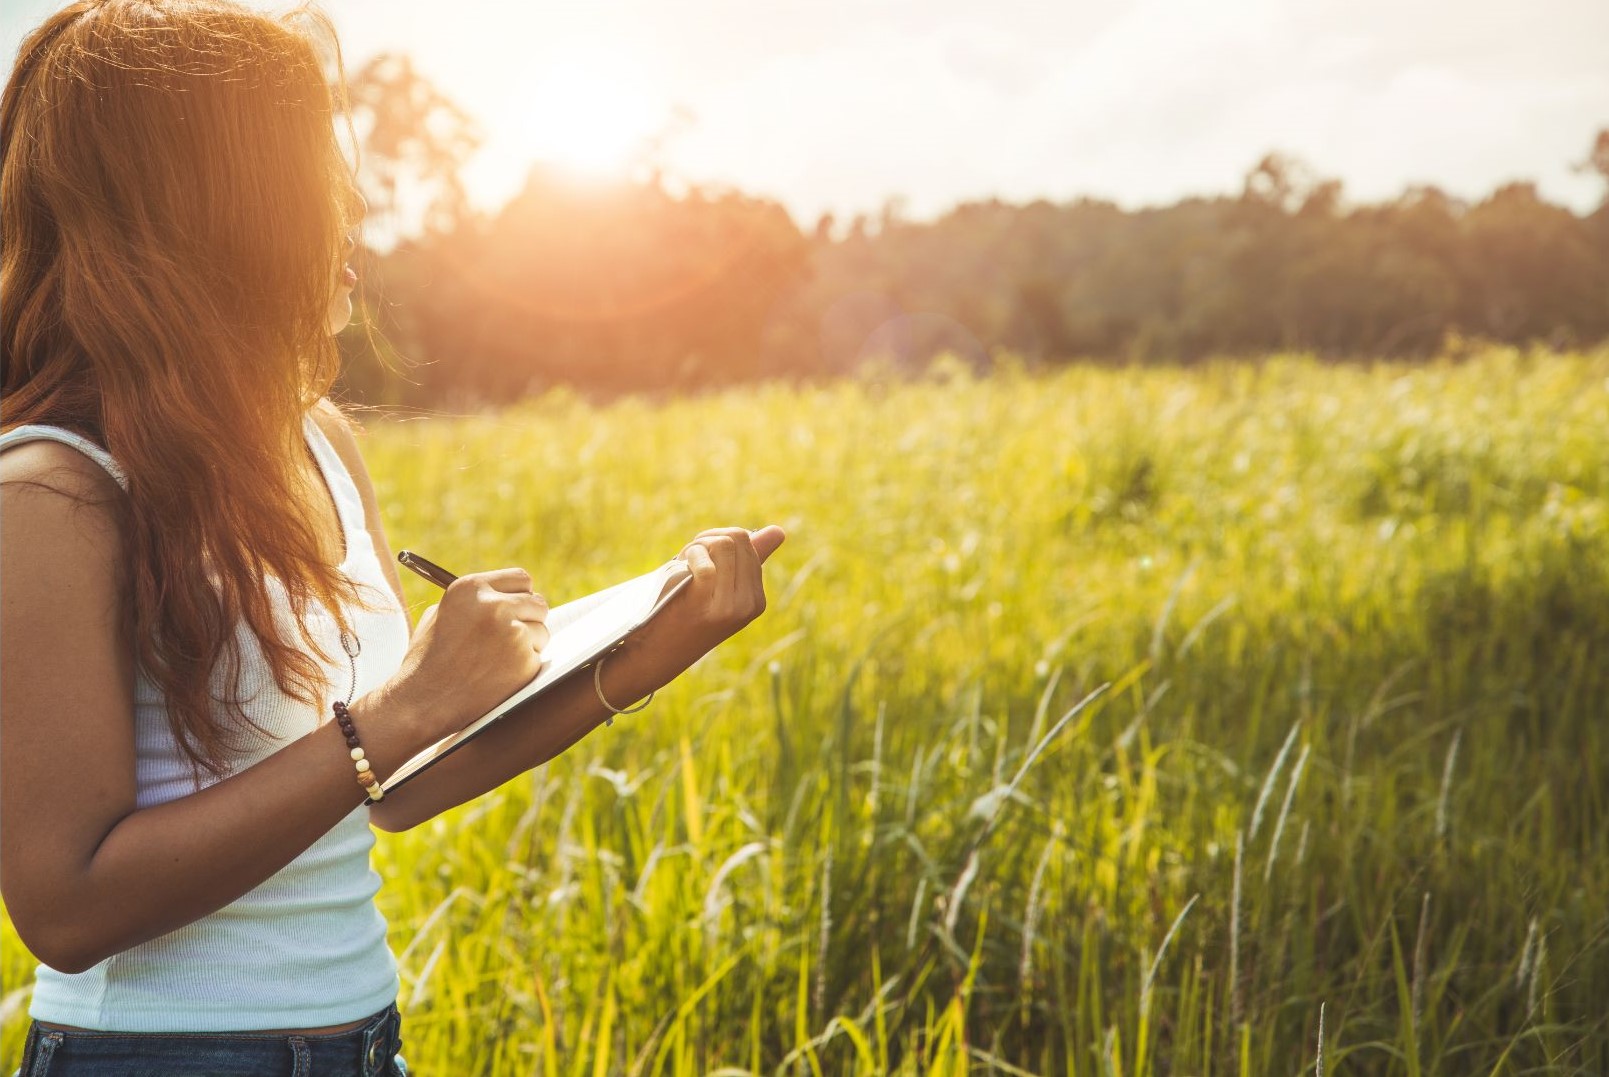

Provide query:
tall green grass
left=5, top=347, right=1607, bottom=1075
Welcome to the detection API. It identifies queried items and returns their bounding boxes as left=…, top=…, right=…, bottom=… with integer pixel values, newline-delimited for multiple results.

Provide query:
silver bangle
left=594, top=651, right=653, bottom=724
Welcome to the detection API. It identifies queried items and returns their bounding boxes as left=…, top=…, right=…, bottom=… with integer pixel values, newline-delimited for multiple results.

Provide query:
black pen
left=396, top=550, right=458, bottom=590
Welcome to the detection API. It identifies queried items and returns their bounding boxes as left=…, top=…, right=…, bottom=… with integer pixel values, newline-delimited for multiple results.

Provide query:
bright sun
left=513, top=53, right=662, bottom=179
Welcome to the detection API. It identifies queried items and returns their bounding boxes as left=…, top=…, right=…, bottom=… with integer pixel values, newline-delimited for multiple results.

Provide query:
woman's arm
left=364, top=605, right=703, bottom=832
left=0, top=444, right=441, bottom=974
left=310, top=402, right=715, bottom=832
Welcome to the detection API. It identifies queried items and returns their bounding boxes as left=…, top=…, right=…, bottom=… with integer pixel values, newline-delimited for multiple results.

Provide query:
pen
left=396, top=549, right=458, bottom=590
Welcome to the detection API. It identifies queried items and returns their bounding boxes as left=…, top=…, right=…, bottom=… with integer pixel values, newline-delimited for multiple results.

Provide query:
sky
left=4, top=0, right=1607, bottom=232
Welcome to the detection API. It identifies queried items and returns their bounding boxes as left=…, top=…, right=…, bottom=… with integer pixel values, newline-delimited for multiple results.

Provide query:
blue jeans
left=11, top=1001, right=408, bottom=1077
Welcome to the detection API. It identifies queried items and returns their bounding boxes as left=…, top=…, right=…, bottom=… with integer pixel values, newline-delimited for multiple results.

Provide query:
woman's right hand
left=380, top=568, right=550, bottom=744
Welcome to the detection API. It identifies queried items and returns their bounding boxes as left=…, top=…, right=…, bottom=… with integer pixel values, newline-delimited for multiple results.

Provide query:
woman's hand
left=663, top=525, right=787, bottom=660
left=381, top=568, right=550, bottom=743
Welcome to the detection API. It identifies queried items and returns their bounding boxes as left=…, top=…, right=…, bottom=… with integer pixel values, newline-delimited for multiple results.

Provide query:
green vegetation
left=5, top=347, right=1607, bottom=1075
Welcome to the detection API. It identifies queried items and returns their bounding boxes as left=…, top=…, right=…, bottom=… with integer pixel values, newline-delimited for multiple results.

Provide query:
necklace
left=338, top=627, right=361, bottom=706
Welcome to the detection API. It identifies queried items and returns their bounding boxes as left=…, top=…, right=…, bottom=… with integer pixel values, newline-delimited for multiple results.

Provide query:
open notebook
left=372, top=557, right=694, bottom=797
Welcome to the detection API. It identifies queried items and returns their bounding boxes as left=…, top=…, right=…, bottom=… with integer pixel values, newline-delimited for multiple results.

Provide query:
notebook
left=373, top=556, right=695, bottom=796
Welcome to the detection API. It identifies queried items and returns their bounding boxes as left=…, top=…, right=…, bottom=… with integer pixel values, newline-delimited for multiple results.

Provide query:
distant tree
left=347, top=53, right=482, bottom=237
left=1575, top=127, right=1609, bottom=206
left=369, top=163, right=811, bottom=404
left=1464, top=181, right=1606, bottom=342
left=635, top=103, right=698, bottom=184
left=1579, top=130, right=1609, bottom=309
left=1242, top=152, right=1322, bottom=214
left=879, top=194, right=909, bottom=234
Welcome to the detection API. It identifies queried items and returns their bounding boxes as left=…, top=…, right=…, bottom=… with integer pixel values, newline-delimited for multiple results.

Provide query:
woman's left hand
left=677, top=525, right=786, bottom=633
left=595, top=525, right=786, bottom=708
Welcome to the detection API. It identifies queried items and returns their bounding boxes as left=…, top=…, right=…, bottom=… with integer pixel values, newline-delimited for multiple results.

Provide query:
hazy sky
left=4, top=0, right=1607, bottom=230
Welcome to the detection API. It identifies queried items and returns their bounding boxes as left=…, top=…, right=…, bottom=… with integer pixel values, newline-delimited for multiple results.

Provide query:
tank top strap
left=300, top=410, right=370, bottom=540
left=0, top=424, right=130, bottom=492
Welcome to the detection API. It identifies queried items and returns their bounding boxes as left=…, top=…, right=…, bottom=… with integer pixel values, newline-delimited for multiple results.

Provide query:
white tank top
left=0, top=411, right=411, bottom=1031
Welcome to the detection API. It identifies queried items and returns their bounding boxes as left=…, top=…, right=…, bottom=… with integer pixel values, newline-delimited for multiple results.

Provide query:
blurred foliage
left=334, top=56, right=1609, bottom=407
left=13, top=347, right=1604, bottom=1075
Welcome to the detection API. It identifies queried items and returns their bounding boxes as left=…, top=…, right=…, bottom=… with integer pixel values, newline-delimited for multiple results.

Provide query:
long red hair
left=1, top=0, right=384, bottom=781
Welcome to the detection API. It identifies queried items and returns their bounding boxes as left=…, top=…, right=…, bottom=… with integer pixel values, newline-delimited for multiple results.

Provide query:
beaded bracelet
left=332, top=700, right=385, bottom=802
left=594, top=651, right=653, bottom=725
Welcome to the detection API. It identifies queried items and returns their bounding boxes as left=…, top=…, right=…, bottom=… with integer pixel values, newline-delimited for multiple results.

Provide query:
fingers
left=515, top=617, right=551, bottom=653
left=689, top=526, right=786, bottom=562
left=509, top=590, right=548, bottom=621
left=684, top=540, right=717, bottom=583
left=750, top=525, right=786, bottom=563
left=451, top=568, right=546, bottom=614
left=677, top=526, right=784, bottom=638
left=441, top=570, right=549, bottom=646
left=679, top=526, right=786, bottom=602
left=706, top=535, right=742, bottom=606
left=680, top=534, right=737, bottom=605
left=481, top=566, right=539, bottom=594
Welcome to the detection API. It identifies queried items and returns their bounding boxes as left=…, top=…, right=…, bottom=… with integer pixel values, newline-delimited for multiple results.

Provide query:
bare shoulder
left=0, top=436, right=128, bottom=617
left=0, top=440, right=126, bottom=556
left=0, top=438, right=124, bottom=502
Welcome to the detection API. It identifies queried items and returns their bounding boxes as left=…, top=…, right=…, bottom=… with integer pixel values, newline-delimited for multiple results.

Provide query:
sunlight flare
left=510, top=51, right=662, bottom=179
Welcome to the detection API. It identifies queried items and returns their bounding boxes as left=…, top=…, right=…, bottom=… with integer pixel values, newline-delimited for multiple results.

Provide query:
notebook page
left=542, top=570, right=671, bottom=669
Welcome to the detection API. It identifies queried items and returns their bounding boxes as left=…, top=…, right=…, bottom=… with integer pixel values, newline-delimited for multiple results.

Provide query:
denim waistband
left=15, top=1001, right=405, bottom=1077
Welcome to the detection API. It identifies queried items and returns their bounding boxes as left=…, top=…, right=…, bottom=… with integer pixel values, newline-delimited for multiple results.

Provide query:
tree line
left=335, top=55, right=1609, bottom=406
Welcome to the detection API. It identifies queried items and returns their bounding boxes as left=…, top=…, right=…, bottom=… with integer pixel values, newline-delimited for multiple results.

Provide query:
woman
left=0, top=1, right=785, bottom=1073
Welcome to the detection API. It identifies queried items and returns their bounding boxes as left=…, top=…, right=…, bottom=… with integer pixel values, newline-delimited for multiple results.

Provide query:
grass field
left=4, top=346, right=1608, bottom=1075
